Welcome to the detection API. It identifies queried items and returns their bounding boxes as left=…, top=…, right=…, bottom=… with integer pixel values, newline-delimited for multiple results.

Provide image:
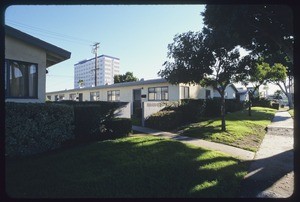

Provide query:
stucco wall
left=198, top=86, right=214, bottom=99
left=214, top=86, right=236, bottom=99
left=5, top=35, right=47, bottom=103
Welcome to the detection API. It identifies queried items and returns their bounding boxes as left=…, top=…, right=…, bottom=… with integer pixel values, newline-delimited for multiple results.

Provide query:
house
left=4, top=25, right=71, bottom=103
left=46, top=78, right=214, bottom=116
left=213, top=84, right=238, bottom=100
left=236, top=88, right=249, bottom=101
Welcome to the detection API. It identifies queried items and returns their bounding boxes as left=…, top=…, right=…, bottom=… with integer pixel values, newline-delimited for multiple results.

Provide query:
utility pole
left=91, top=42, right=100, bottom=87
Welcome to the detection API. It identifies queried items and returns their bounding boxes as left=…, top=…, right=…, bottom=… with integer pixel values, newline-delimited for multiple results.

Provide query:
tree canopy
left=114, top=72, right=138, bottom=83
left=158, top=31, right=251, bottom=131
left=202, top=5, right=293, bottom=63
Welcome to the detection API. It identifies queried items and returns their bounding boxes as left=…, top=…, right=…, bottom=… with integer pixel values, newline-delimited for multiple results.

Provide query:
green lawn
left=288, top=109, right=294, bottom=119
left=177, top=107, right=276, bottom=152
left=6, top=136, right=248, bottom=198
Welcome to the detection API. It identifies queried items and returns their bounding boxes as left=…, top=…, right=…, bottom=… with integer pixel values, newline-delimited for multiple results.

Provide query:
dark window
left=5, top=59, right=38, bottom=98
left=148, top=86, right=168, bottom=101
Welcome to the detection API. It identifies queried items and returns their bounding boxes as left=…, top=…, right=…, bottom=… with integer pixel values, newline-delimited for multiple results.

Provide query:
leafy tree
left=202, top=5, right=293, bottom=63
left=236, top=58, right=272, bottom=116
left=78, top=79, right=84, bottom=88
left=267, top=63, right=293, bottom=108
left=159, top=32, right=250, bottom=131
left=202, top=5, right=294, bottom=109
left=114, top=72, right=138, bottom=83
left=274, top=90, right=283, bottom=100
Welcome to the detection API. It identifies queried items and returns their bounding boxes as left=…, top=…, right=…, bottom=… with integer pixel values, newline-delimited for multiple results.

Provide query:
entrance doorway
left=78, top=93, right=83, bottom=102
left=133, top=89, right=142, bottom=118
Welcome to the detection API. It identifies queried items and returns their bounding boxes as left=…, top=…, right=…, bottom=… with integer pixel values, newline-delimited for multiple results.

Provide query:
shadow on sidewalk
left=239, top=149, right=294, bottom=197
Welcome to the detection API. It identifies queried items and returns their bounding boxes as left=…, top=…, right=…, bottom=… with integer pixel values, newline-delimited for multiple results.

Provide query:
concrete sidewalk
left=132, top=125, right=255, bottom=160
left=240, top=110, right=294, bottom=198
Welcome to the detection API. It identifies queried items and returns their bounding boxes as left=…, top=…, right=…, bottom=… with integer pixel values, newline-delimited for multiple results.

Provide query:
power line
left=5, top=19, right=95, bottom=45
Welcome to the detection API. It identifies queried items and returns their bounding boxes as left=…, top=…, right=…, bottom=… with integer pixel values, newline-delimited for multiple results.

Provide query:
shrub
left=225, top=99, right=246, bottom=113
left=53, top=101, right=128, bottom=142
left=5, top=102, right=74, bottom=158
left=104, top=118, right=132, bottom=139
left=205, top=99, right=222, bottom=117
left=145, top=110, right=183, bottom=131
left=272, top=103, right=280, bottom=110
left=252, top=97, right=272, bottom=108
left=179, top=99, right=205, bottom=123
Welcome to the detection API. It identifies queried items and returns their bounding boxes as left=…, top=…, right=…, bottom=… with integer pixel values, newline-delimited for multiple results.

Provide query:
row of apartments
left=46, top=78, right=215, bottom=116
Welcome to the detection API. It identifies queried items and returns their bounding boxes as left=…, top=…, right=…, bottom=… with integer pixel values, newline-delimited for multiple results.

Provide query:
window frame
left=148, top=86, right=169, bottom=101
left=180, top=86, right=190, bottom=99
left=5, top=59, right=38, bottom=99
left=90, top=91, right=100, bottom=101
left=107, top=90, right=120, bottom=101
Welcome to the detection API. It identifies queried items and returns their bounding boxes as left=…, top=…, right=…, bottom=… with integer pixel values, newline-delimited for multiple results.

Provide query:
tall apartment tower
left=74, top=55, right=120, bottom=89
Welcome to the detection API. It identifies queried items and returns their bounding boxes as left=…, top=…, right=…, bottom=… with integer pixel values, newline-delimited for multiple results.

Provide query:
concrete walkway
left=240, top=110, right=294, bottom=198
left=132, top=125, right=255, bottom=160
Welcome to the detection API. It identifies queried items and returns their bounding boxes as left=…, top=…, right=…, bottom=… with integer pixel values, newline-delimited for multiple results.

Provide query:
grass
left=288, top=109, right=294, bottom=119
left=177, top=107, right=276, bottom=152
left=5, top=136, right=248, bottom=198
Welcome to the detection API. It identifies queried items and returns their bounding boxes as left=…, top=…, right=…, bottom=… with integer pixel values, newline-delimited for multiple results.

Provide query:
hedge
left=103, top=118, right=132, bottom=139
left=5, top=102, right=74, bottom=158
left=145, top=98, right=246, bottom=131
left=252, top=97, right=272, bottom=108
left=145, top=110, right=183, bottom=131
left=53, top=101, right=129, bottom=142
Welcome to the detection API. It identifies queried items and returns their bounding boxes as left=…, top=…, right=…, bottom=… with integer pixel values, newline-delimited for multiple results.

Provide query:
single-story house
left=46, top=78, right=214, bottom=115
left=5, top=25, right=71, bottom=103
left=213, top=84, right=239, bottom=100
left=236, top=89, right=249, bottom=101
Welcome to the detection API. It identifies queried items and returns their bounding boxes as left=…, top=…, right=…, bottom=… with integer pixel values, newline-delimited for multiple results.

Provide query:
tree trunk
left=277, top=82, right=294, bottom=109
left=221, top=94, right=226, bottom=131
left=248, top=91, right=253, bottom=116
left=286, top=92, right=294, bottom=109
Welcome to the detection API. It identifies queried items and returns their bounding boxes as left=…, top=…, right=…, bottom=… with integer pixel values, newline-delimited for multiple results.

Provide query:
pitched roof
left=5, top=25, right=71, bottom=67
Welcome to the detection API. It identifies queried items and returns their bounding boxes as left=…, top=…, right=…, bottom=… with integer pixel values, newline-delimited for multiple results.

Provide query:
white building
left=74, top=55, right=120, bottom=88
left=213, top=84, right=238, bottom=100
left=46, top=78, right=214, bottom=117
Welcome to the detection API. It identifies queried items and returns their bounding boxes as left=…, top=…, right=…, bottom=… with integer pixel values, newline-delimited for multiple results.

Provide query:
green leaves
left=114, top=72, right=138, bottom=83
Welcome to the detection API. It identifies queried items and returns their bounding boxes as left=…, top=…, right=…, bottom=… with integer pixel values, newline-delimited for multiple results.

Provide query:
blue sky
left=5, top=5, right=206, bottom=92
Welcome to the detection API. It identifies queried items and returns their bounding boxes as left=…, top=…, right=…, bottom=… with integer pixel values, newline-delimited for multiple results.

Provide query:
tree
left=274, top=90, right=283, bottom=100
left=236, top=58, right=272, bottom=116
left=202, top=5, right=294, bottom=109
left=202, top=5, right=293, bottom=63
left=268, top=63, right=293, bottom=108
left=78, top=79, right=84, bottom=88
left=114, top=72, right=138, bottom=83
left=158, top=31, right=250, bottom=131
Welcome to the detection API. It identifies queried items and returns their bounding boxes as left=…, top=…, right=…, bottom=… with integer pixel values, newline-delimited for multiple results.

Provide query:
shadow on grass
left=5, top=136, right=249, bottom=198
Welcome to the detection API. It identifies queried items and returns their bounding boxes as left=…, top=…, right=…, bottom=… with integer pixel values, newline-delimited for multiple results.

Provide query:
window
left=69, top=93, right=77, bottom=100
left=148, top=86, right=168, bottom=101
left=180, top=86, right=189, bottom=99
left=5, top=59, right=38, bottom=98
left=90, top=91, right=100, bottom=101
left=107, top=90, right=120, bottom=101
